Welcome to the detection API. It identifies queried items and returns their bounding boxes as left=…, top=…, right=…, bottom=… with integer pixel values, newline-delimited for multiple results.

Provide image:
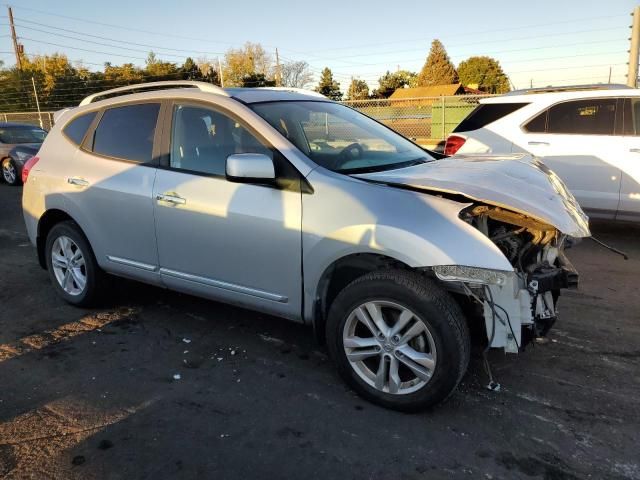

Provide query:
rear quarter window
left=452, top=103, right=528, bottom=132
left=63, top=111, right=97, bottom=145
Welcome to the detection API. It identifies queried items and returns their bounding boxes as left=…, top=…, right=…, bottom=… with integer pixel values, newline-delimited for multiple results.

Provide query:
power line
left=13, top=18, right=224, bottom=57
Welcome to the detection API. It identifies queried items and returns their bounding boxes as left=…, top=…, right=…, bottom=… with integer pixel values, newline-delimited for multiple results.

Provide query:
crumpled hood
left=354, top=153, right=590, bottom=238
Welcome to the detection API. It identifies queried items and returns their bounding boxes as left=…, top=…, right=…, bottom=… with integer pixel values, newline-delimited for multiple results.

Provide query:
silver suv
left=22, top=81, right=590, bottom=411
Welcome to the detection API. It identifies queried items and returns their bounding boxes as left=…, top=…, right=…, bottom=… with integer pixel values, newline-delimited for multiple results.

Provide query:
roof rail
left=503, top=83, right=633, bottom=96
left=257, top=87, right=327, bottom=98
left=79, top=81, right=229, bottom=106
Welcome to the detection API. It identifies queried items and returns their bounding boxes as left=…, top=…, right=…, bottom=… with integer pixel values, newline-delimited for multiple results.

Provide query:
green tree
left=417, top=40, right=458, bottom=86
left=145, top=52, right=178, bottom=80
left=180, top=57, right=202, bottom=80
left=346, top=78, right=369, bottom=100
left=241, top=73, right=276, bottom=87
left=457, top=56, right=510, bottom=94
left=315, top=67, right=342, bottom=100
left=372, top=70, right=417, bottom=98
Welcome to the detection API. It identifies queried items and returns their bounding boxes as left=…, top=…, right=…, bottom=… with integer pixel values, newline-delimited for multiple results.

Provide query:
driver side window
left=170, top=104, right=272, bottom=176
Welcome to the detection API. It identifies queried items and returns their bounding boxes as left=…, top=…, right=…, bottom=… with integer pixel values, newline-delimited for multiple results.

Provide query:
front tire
left=45, top=221, right=108, bottom=307
left=1, top=158, right=20, bottom=186
left=326, top=270, right=470, bottom=412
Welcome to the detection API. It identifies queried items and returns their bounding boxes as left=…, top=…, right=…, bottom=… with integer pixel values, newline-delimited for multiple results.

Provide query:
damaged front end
left=435, top=204, right=580, bottom=353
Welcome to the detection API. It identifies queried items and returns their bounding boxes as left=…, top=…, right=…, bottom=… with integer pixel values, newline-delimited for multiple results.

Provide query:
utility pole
left=275, top=48, right=281, bottom=87
left=218, top=57, right=224, bottom=88
left=628, top=5, right=640, bottom=87
left=31, top=77, right=43, bottom=129
left=7, top=6, right=22, bottom=70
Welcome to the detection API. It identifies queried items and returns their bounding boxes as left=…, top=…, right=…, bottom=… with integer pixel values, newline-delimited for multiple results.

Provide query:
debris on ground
left=173, top=373, right=181, bottom=380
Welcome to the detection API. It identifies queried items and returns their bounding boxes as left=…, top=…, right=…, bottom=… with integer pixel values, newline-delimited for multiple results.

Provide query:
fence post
left=441, top=97, right=446, bottom=140
left=3, top=113, right=7, bottom=122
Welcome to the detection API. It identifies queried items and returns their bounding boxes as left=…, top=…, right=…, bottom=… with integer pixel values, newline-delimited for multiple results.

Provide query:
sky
left=1, top=0, right=638, bottom=90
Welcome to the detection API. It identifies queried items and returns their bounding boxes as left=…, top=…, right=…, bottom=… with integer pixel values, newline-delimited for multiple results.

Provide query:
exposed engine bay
left=459, top=204, right=579, bottom=353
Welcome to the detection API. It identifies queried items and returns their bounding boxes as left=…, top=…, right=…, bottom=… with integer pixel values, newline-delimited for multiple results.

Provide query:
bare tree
left=281, top=60, right=313, bottom=88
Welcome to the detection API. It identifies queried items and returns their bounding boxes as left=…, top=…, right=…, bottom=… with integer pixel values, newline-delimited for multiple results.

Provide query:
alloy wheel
left=343, top=300, right=437, bottom=395
left=51, top=235, right=87, bottom=296
left=2, top=160, right=16, bottom=184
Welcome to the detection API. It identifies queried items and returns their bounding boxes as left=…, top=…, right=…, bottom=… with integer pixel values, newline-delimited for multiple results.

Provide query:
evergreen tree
left=241, top=73, right=276, bottom=87
left=417, top=40, right=458, bottom=86
left=315, top=67, right=342, bottom=101
left=346, top=78, right=369, bottom=100
left=457, top=56, right=510, bottom=94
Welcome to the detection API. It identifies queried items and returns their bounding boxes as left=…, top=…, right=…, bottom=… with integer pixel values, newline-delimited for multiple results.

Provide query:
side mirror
left=226, top=153, right=276, bottom=183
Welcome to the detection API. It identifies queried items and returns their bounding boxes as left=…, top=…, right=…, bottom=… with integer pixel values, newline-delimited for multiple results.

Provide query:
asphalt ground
left=1, top=182, right=639, bottom=480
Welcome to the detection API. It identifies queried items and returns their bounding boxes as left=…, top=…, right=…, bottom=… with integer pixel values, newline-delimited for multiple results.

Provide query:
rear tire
left=45, top=221, right=108, bottom=307
left=326, top=270, right=470, bottom=412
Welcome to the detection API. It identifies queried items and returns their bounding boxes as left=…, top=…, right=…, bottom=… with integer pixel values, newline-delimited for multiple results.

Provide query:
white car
left=444, top=85, right=640, bottom=222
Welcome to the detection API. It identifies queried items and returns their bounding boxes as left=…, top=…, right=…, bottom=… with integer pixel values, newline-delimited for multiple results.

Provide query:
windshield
left=0, top=126, right=47, bottom=144
left=250, top=101, right=433, bottom=173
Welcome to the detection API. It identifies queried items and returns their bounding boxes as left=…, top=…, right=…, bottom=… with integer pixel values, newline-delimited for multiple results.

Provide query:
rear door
left=68, top=101, right=163, bottom=284
left=616, top=98, right=640, bottom=221
left=514, top=98, right=622, bottom=219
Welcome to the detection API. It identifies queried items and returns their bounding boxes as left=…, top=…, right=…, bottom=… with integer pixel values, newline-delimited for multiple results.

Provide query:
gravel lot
left=1, top=182, right=639, bottom=480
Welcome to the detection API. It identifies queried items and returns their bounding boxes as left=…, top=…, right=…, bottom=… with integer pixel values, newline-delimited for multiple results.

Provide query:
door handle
left=629, top=148, right=640, bottom=153
left=528, top=141, right=550, bottom=146
left=156, top=193, right=186, bottom=205
left=67, top=177, right=89, bottom=186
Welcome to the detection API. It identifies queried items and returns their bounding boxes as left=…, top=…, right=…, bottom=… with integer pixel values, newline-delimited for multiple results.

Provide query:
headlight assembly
left=432, top=265, right=510, bottom=286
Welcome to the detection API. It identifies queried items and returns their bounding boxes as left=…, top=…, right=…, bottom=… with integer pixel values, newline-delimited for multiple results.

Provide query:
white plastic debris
left=183, top=350, right=189, bottom=354
left=230, top=350, right=236, bottom=356
left=182, top=338, right=191, bottom=344
left=173, top=373, right=181, bottom=380
left=217, top=357, right=223, bottom=361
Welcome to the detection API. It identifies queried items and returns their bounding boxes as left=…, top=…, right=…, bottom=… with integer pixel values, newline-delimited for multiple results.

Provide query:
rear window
left=63, top=111, right=97, bottom=145
left=453, top=103, right=528, bottom=132
left=0, top=126, right=47, bottom=144
left=92, top=103, right=160, bottom=162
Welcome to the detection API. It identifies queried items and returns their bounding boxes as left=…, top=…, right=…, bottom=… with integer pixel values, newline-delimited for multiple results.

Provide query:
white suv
left=22, top=81, right=589, bottom=411
left=445, top=85, right=640, bottom=222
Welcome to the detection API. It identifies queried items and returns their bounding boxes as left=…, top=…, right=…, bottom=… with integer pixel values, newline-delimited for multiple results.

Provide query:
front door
left=152, top=102, right=303, bottom=319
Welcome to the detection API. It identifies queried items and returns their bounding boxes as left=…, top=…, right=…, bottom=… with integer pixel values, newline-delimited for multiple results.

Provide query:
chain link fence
left=1, top=94, right=492, bottom=146
left=342, top=94, right=492, bottom=147
left=0, top=111, right=55, bottom=130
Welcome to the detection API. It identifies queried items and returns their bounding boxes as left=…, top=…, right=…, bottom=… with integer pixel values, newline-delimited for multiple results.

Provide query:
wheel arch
left=310, top=252, right=411, bottom=344
left=36, top=209, right=81, bottom=269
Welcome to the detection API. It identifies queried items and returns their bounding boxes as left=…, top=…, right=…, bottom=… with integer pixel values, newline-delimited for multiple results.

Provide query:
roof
left=481, top=88, right=640, bottom=104
left=389, top=84, right=466, bottom=99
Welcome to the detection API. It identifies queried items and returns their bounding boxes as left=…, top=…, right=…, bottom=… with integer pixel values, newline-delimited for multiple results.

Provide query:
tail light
left=444, top=135, right=466, bottom=156
left=21, top=156, right=40, bottom=184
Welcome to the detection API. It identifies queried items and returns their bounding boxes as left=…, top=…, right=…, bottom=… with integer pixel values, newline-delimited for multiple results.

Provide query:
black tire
left=326, top=270, right=470, bottom=412
left=45, top=221, right=108, bottom=307
left=1, top=158, right=21, bottom=186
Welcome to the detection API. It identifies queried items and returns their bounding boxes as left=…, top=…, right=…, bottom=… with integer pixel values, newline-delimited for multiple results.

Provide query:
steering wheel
left=331, top=143, right=364, bottom=170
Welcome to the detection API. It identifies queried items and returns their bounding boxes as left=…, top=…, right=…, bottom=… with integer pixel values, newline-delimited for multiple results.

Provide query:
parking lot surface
left=1, top=182, right=639, bottom=480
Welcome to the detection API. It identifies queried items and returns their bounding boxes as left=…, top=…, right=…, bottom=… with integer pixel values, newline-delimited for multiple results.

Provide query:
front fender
left=302, top=169, right=512, bottom=321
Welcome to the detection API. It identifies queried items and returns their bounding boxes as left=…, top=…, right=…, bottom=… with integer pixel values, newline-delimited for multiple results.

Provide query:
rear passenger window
left=621, top=98, right=640, bottom=135
left=92, top=103, right=160, bottom=162
left=547, top=99, right=616, bottom=135
left=63, top=111, right=97, bottom=145
left=453, top=103, right=528, bottom=132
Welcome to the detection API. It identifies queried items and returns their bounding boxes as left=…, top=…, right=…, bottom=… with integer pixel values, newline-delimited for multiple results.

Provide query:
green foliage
left=417, top=40, right=458, bottom=86
left=346, top=78, right=369, bottom=100
left=373, top=70, right=417, bottom=98
left=315, top=67, right=342, bottom=101
left=457, top=56, right=510, bottom=94
left=241, top=73, right=276, bottom=87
